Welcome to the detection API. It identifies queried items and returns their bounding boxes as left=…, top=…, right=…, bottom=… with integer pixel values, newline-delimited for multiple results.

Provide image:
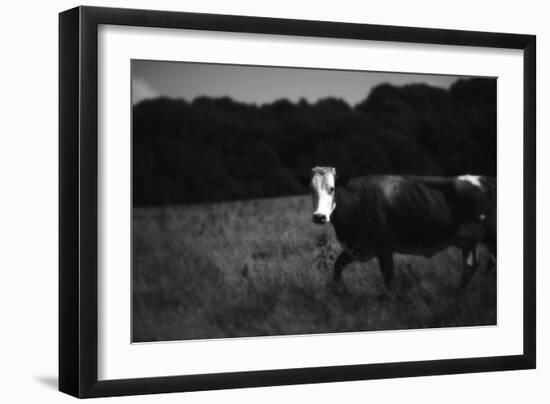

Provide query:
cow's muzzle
left=312, top=213, right=328, bottom=224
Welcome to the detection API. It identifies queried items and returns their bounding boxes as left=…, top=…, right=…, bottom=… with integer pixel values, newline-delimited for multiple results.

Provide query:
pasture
left=132, top=195, right=496, bottom=342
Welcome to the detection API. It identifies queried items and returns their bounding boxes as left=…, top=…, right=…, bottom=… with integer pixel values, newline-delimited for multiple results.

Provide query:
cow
left=299, top=167, right=496, bottom=291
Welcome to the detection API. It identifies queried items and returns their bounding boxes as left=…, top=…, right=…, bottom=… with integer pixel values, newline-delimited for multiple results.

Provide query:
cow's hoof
left=377, top=288, right=396, bottom=302
left=330, top=280, right=348, bottom=296
left=456, top=283, right=469, bottom=296
left=377, top=293, right=391, bottom=303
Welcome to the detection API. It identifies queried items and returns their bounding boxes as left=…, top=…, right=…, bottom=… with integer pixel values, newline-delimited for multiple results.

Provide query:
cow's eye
left=329, top=187, right=335, bottom=194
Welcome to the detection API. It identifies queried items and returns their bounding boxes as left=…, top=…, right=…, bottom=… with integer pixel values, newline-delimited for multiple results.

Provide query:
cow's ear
left=296, top=175, right=311, bottom=188
left=336, top=174, right=350, bottom=187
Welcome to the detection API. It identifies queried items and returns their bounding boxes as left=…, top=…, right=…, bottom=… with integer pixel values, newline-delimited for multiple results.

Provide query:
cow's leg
left=483, top=213, right=497, bottom=274
left=333, top=251, right=353, bottom=283
left=485, top=253, right=497, bottom=274
left=459, top=245, right=479, bottom=291
left=485, top=239, right=497, bottom=274
left=377, top=249, right=394, bottom=289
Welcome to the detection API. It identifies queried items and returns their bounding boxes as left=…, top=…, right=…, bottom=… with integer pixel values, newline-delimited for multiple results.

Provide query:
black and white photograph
left=131, top=60, right=497, bottom=343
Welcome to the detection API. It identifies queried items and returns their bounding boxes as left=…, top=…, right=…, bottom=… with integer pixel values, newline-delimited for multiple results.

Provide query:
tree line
left=133, top=78, right=496, bottom=206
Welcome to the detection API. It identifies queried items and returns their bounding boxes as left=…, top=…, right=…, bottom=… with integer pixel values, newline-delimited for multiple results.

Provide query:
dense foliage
left=133, top=78, right=496, bottom=206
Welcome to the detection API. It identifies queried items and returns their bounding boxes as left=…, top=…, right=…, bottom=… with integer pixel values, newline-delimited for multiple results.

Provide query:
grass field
left=132, top=195, right=496, bottom=342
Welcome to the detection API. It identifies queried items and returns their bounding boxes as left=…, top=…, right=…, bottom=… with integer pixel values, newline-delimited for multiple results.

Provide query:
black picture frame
left=59, top=5, right=536, bottom=398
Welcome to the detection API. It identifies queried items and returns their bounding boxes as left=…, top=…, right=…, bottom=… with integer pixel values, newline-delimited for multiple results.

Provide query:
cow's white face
left=310, top=167, right=337, bottom=224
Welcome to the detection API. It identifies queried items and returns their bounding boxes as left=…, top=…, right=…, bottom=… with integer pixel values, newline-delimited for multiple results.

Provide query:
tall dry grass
left=133, top=195, right=496, bottom=342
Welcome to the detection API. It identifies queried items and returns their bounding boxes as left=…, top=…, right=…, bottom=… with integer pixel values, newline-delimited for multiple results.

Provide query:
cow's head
left=298, top=167, right=349, bottom=225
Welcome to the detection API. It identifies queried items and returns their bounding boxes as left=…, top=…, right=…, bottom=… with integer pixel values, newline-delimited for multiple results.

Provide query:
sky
left=132, top=59, right=468, bottom=106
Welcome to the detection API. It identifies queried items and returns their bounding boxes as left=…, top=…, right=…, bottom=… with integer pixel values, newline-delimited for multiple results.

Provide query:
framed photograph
left=59, top=6, right=536, bottom=398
